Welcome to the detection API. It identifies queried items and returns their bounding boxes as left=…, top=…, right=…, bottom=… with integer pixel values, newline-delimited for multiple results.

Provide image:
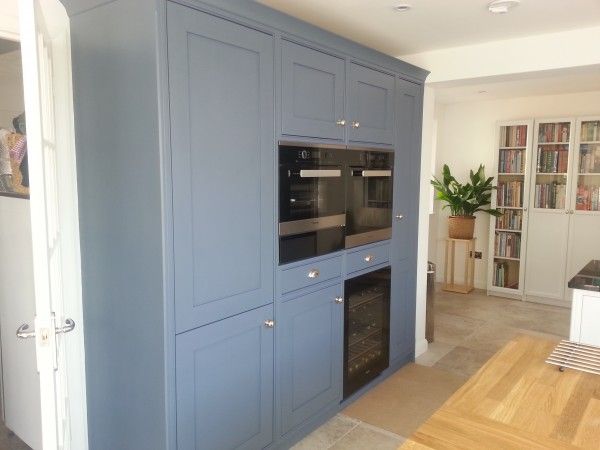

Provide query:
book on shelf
left=496, top=180, right=523, bottom=207
left=538, top=122, right=570, bottom=143
left=579, top=144, right=600, bottom=173
left=581, top=121, right=600, bottom=142
left=498, top=149, right=525, bottom=173
left=494, top=231, right=521, bottom=258
left=536, top=146, right=569, bottom=173
left=496, top=209, right=522, bottom=231
left=576, top=184, right=600, bottom=211
left=500, top=125, right=527, bottom=147
left=493, top=261, right=512, bottom=288
left=534, top=182, right=566, bottom=209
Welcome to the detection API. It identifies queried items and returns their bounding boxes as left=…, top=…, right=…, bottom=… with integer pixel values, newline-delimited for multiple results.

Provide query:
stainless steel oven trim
left=278, top=140, right=347, bottom=150
left=347, top=145, right=395, bottom=152
left=279, top=214, right=346, bottom=237
left=299, top=169, right=342, bottom=178
left=345, top=227, right=392, bottom=248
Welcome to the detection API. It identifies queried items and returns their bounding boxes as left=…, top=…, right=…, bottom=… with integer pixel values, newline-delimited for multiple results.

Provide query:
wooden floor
left=400, top=334, right=600, bottom=449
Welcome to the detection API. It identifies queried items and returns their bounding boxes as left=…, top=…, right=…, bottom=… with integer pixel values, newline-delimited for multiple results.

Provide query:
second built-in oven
left=279, top=144, right=346, bottom=264
left=345, top=149, right=394, bottom=248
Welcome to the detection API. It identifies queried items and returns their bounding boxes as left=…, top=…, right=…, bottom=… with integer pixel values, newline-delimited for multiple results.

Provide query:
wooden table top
left=400, top=335, right=600, bottom=449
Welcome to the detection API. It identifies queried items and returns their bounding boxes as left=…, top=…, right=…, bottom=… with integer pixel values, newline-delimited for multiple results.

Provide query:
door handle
left=336, top=119, right=346, bottom=126
left=56, top=318, right=75, bottom=335
left=308, top=269, right=320, bottom=279
left=16, top=323, right=36, bottom=339
left=351, top=121, right=360, bottom=128
left=334, top=296, right=343, bottom=304
left=364, top=254, right=375, bottom=263
left=264, top=319, right=275, bottom=328
left=16, top=318, right=76, bottom=339
left=395, top=214, right=404, bottom=220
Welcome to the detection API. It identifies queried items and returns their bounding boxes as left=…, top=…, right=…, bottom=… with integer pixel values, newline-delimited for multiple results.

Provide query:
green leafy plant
left=431, top=164, right=502, bottom=217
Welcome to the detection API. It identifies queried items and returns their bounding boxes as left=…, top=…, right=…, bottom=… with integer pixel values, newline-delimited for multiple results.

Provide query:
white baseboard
left=415, top=338, right=429, bottom=358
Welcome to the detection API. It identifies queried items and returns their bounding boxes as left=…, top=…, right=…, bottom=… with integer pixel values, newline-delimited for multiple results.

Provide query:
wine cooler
left=343, top=267, right=391, bottom=399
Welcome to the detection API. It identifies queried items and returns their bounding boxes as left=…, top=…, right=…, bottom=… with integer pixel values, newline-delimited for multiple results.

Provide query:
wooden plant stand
left=443, top=238, right=475, bottom=294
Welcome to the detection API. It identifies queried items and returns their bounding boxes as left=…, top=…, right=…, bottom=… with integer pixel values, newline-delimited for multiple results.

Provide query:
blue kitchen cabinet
left=167, top=2, right=275, bottom=333
left=281, top=40, right=346, bottom=142
left=390, top=78, right=423, bottom=362
left=348, top=63, right=395, bottom=147
left=176, top=304, right=274, bottom=450
left=279, top=283, right=344, bottom=434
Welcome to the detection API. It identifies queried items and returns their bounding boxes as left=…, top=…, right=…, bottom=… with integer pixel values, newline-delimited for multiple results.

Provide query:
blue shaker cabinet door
left=393, top=79, right=422, bottom=263
left=176, top=305, right=274, bottom=450
left=167, top=3, right=275, bottom=332
left=281, top=40, right=346, bottom=142
left=348, top=63, right=395, bottom=146
left=279, top=284, right=343, bottom=434
left=389, top=260, right=415, bottom=362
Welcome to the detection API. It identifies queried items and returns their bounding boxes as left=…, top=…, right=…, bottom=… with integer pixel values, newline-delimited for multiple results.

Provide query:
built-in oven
left=345, top=149, right=394, bottom=249
left=344, top=267, right=390, bottom=399
left=279, top=144, right=346, bottom=264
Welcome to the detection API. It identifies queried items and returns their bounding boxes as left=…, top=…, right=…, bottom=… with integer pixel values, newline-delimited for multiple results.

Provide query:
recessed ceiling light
left=478, top=90, right=488, bottom=94
left=488, top=0, right=520, bottom=14
left=393, top=3, right=412, bottom=12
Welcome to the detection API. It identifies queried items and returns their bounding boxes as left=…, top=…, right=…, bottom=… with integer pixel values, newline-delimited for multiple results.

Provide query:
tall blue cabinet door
left=281, top=40, right=346, bottom=142
left=176, top=305, right=274, bottom=450
left=389, top=260, right=416, bottom=362
left=348, top=63, right=395, bottom=146
left=393, top=79, right=423, bottom=262
left=167, top=3, right=275, bottom=333
left=390, top=78, right=423, bottom=362
left=279, top=284, right=343, bottom=434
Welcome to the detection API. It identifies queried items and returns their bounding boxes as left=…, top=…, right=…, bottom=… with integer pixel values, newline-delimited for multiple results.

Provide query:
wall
left=431, top=90, right=600, bottom=288
left=0, top=49, right=23, bottom=130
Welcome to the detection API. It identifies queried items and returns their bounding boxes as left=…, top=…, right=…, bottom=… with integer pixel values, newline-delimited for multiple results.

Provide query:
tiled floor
left=294, top=287, right=570, bottom=449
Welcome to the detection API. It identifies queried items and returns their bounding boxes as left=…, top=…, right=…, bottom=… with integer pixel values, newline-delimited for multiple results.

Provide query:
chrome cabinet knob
left=351, top=121, right=360, bottom=128
left=308, top=269, right=320, bottom=279
left=334, top=297, right=343, bottom=304
left=395, top=214, right=404, bottom=220
left=264, top=320, right=275, bottom=328
left=523, top=207, right=528, bottom=212
left=336, top=119, right=346, bottom=126
left=364, top=254, right=375, bottom=263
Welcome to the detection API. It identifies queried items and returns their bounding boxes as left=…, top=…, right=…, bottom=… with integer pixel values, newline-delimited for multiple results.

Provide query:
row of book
left=500, top=125, right=527, bottom=148
left=496, top=181, right=523, bottom=207
left=538, top=122, right=570, bottom=143
left=498, top=149, right=525, bottom=174
left=534, top=182, right=566, bottom=209
left=493, top=262, right=517, bottom=289
left=494, top=231, right=521, bottom=259
left=575, top=184, right=600, bottom=211
left=536, top=147, right=569, bottom=173
left=496, top=209, right=522, bottom=231
left=581, top=121, right=600, bottom=142
left=579, top=144, right=600, bottom=173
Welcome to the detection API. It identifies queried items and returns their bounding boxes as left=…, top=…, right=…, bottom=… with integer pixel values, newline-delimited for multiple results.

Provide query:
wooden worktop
left=400, top=335, right=600, bottom=449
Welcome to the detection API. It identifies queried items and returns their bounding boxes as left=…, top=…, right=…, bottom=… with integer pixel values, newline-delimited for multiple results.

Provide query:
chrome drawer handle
left=308, top=269, right=320, bottom=279
left=336, top=119, right=346, bottom=126
left=395, top=214, right=404, bottom=220
left=364, top=255, right=375, bottom=263
left=264, top=320, right=275, bottom=328
left=334, top=296, right=343, bottom=304
left=351, top=121, right=360, bottom=128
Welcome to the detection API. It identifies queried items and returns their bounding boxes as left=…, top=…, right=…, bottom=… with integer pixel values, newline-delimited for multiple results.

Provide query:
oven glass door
left=279, top=148, right=345, bottom=224
left=346, top=152, right=393, bottom=248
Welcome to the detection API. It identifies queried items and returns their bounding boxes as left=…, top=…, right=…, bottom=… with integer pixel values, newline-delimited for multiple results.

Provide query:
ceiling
left=256, top=0, right=600, bottom=56
left=433, top=65, right=600, bottom=103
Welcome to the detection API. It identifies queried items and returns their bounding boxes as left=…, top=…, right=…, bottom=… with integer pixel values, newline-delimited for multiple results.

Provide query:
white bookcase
left=487, top=120, right=533, bottom=299
left=524, top=118, right=575, bottom=304
left=488, top=117, right=600, bottom=306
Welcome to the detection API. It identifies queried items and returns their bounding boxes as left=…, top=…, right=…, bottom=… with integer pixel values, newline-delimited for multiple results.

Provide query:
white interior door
left=17, top=0, right=87, bottom=449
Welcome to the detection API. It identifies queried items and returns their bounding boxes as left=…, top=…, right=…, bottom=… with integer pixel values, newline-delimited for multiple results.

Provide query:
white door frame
left=1, top=1, right=88, bottom=449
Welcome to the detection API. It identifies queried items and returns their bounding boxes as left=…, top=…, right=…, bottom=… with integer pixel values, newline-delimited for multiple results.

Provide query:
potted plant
left=431, top=164, right=502, bottom=239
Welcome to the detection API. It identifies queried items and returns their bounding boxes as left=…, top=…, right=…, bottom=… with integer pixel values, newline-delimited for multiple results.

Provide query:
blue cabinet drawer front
left=346, top=243, right=390, bottom=275
left=281, top=256, right=342, bottom=295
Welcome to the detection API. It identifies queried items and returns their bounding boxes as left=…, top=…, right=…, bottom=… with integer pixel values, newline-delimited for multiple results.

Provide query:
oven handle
left=352, top=169, right=392, bottom=177
left=299, top=169, right=342, bottom=178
